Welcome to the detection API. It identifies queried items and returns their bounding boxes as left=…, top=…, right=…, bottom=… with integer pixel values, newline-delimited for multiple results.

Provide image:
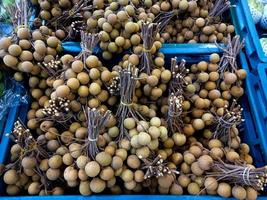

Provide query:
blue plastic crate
left=0, top=45, right=266, bottom=199
left=239, top=53, right=267, bottom=166
left=61, top=6, right=235, bottom=57
left=231, top=0, right=267, bottom=67
left=0, top=80, right=30, bottom=196
left=163, top=46, right=267, bottom=167
left=62, top=42, right=224, bottom=64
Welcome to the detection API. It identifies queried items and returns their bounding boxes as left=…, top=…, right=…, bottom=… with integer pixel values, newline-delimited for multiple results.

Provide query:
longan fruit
left=128, top=54, right=139, bottom=65
left=197, top=61, right=208, bottom=71
left=85, top=161, right=101, bottom=177
left=89, top=82, right=101, bottom=96
left=56, top=85, right=70, bottom=98
left=72, top=60, right=84, bottom=73
left=86, top=55, right=99, bottom=68
left=126, top=155, right=140, bottom=169
left=187, top=182, right=200, bottom=195
left=77, top=72, right=90, bottom=84
left=67, top=78, right=80, bottom=90
left=231, top=86, right=244, bottom=97
left=184, top=152, right=196, bottom=165
left=6, top=185, right=20, bottom=195
left=172, top=133, right=186, bottom=146
left=28, top=182, right=41, bottom=195
left=69, top=143, right=82, bottom=158
left=178, top=174, right=191, bottom=188
left=78, top=85, right=89, bottom=97
left=64, top=166, right=78, bottom=181
left=19, top=50, right=33, bottom=61
left=46, top=168, right=60, bottom=181
left=146, top=72, right=159, bottom=85
left=47, top=36, right=59, bottom=48
left=79, top=181, right=91, bottom=195
left=21, top=61, right=34, bottom=72
left=197, top=155, right=213, bottom=170
left=170, top=183, right=183, bottom=195
left=136, top=146, right=150, bottom=158
left=196, top=18, right=205, bottom=28
left=123, top=118, right=136, bottom=130
left=137, top=132, right=151, bottom=146
left=96, top=152, right=112, bottom=166
left=4, top=170, right=19, bottom=184
left=63, top=153, right=74, bottom=166
left=158, top=174, right=174, bottom=189
left=55, top=29, right=66, bottom=39
left=17, top=27, right=30, bottom=39
left=210, top=53, right=220, bottom=63
left=22, top=157, right=37, bottom=169
left=154, top=57, right=164, bottom=67
left=236, top=69, right=247, bottom=80
left=90, top=178, right=106, bottom=193
left=161, top=70, right=172, bottom=83
left=217, top=182, right=231, bottom=198
left=89, top=68, right=100, bottom=80
left=121, top=169, right=134, bottom=182
left=100, top=166, right=115, bottom=181
left=4, top=55, right=18, bottom=67
left=0, top=37, right=11, bottom=50
left=14, top=72, right=23, bottom=81
left=48, top=155, right=62, bottom=169
left=111, top=156, right=123, bottom=170
left=246, top=187, right=257, bottom=200
left=224, top=73, right=237, bottom=85
left=150, top=117, right=161, bottom=127
left=192, top=119, right=205, bottom=130
left=204, top=177, right=218, bottom=192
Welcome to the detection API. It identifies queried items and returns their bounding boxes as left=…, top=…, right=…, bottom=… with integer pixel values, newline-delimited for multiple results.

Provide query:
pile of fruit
left=35, top=0, right=235, bottom=59
left=0, top=0, right=265, bottom=199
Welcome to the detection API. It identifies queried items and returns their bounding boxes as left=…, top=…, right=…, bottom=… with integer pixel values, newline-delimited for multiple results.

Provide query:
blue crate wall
left=163, top=49, right=267, bottom=167
left=239, top=53, right=267, bottom=165
left=0, top=46, right=266, bottom=199
left=0, top=80, right=30, bottom=195
left=231, top=0, right=267, bottom=68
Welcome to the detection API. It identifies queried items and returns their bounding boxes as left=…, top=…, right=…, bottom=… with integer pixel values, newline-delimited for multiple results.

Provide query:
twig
left=139, top=22, right=160, bottom=74
left=83, top=108, right=111, bottom=159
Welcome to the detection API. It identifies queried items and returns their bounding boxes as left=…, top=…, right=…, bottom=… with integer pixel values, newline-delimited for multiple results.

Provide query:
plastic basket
left=61, top=6, right=235, bottom=57
left=163, top=48, right=267, bottom=167
left=0, top=45, right=266, bottom=198
left=231, top=0, right=267, bottom=67
left=0, top=80, right=30, bottom=196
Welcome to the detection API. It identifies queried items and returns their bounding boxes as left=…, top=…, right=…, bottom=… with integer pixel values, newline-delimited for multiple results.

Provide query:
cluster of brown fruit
left=31, top=0, right=234, bottom=59
left=0, top=25, right=65, bottom=81
left=0, top=0, right=266, bottom=200
left=157, top=0, right=235, bottom=43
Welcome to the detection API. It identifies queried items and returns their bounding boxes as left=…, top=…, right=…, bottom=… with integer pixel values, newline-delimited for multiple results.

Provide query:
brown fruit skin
left=3, top=169, right=19, bottom=185
left=246, top=187, right=257, bottom=200
left=8, top=44, right=22, bottom=57
left=197, top=155, right=213, bottom=170
left=90, top=178, right=106, bottom=193
left=17, top=28, right=30, bottom=39
left=217, top=182, right=231, bottom=198
left=3, top=55, right=18, bottom=68
left=232, top=186, right=247, bottom=200
left=56, top=85, right=70, bottom=98
left=47, top=36, right=59, bottom=48
left=0, top=37, right=12, bottom=50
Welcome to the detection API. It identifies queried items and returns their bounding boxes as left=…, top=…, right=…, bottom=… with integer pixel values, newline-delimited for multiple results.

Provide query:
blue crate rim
left=238, top=0, right=267, bottom=63
left=1, top=47, right=266, bottom=198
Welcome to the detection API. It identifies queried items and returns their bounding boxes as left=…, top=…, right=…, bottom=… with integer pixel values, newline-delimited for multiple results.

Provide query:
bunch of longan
left=0, top=26, right=64, bottom=81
